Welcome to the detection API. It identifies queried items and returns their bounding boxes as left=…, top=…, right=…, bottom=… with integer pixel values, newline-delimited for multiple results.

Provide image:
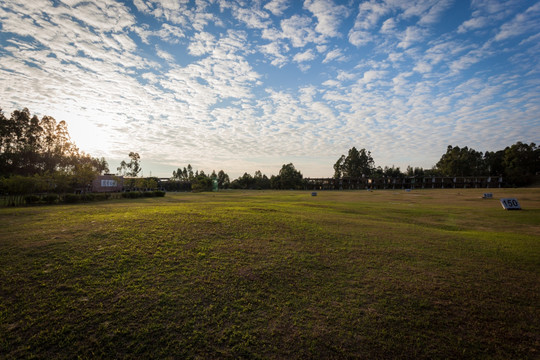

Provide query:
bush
left=63, top=194, right=81, bottom=203
left=122, top=191, right=143, bottom=199
left=24, top=195, right=40, bottom=205
left=93, top=193, right=111, bottom=201
left=153, top=190, right=166, bottom=197
left=43, top=194, right=59, bottom=204
left=81, top=193, right=95, bottom=202
left=143, top=191, right=154, bottom=197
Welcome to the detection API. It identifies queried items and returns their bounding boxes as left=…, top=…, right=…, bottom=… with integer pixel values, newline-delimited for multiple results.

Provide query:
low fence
left=304, top=176, right=503, bottom=190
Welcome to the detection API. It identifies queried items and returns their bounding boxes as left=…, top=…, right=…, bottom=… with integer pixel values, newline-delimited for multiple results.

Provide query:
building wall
left=92, top=175, right=124, bottom=192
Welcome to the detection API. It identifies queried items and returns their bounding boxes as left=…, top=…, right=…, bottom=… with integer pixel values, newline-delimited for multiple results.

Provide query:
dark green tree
left=333, top=147, right=374, bottom=178
left=435, top=145, right=484, bottom=176
left=272, top=163, right=304, bottom=189
left=217, top=170, right=230, bottom=189
left=502, top=142, right=539, bottom=186
left=191, top=173, right=212, bottom=192
left=231, top=172, right=254, bottom=189
left=483, top=150, right=505, bottom=176
left=0, top=108, right=88, bottom=177
left=333, top=155, right=345, bottom=179
left=254, top=170, right=271, bottom=189
left=406, top=166, right=425, bottom=177
left=383, top=165, right=403, bottom=178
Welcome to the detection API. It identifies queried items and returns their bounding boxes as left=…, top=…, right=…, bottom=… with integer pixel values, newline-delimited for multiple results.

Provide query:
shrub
left=43, top=194, right=59, bottom=204
left=122, top=191, right=143, bottom=199
left=153, top=190, right=166, bottom=197
left=108, top=193, right=122, bottom=200
left=63, top=194, right=81, bottom=203
left=81, top=193, right=95, bottom=202
left=24, top=195, right=40, bottom=205
left=93, top=193, right=111, bottom=201
left=143, top=191, right=154, bottom=197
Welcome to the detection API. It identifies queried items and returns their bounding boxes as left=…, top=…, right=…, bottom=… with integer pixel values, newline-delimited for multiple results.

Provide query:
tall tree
left=435, top=145, right=484, bottom=176
left=273, top=163, right=304, bottom=189
left=502, top=142, right=539, bottom=186
left=217, top=170, right=230, bottom=189
left=117, top=152, right=142, bottom=177
left=0, top=108, right=81, bottom=177
left=333, top=147, right=374, bottom=178
left=231, top=172, right=254, bottom=189
left=483, top=150, right=505, bottom=176
left=254, top=170, right=270, bottom=189
left=333, top=155, right=345, bottom=179
left=383, top=165, right=403, bottom=178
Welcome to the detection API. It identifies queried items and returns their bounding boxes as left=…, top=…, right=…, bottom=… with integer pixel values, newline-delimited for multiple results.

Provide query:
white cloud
left=361, top=70, right=386, bottom=84
left=1, top=0, right=538, bottom=178
left=417, top=0, right=454, bottom=25
left=303, top=0, right=349, bottom=37
left=259, top=41, right=289, bottom=67
left=495, top=2, right=540, bottom=42
left=280, top=15, right=320, bottom=47
left=141, top=72, right=159, bottom=83
left=380, top=18, right=397, bottom=34
left=348, top=30, right=373, bottom=47
left=336, top=70, right=355, bottom=82
left=150, top=23, right=186, bottom=43
left=134, top=0, right=190, bottom=25
left=155, top=46, right=175, bottom=62
left=264, top=0, right=289, bottom=16
left=188, top=31, right=216, bottom=56
left=398, top=26, right=427, bottom=49
left=449, top=41, right=493, bottom=74
left=293, top=49, right=316, bottom=63
left=316, top=44, right=328, bottom=53
left=354, top=0, right=390, bottom=30
left=458, top=0, right=522, bottom=34
left=322, top=79, right=340, bottom=87
left=392, top=72, right=413, bottom=95
left=299, top=85, right=317, bottom=103
left=457, top=16, right=489, bottom=34
left=234, top=6, right=271, bottom=29
left=322, top=48, right=345, bottom=63
left=413, top=61, right=432, bottom=74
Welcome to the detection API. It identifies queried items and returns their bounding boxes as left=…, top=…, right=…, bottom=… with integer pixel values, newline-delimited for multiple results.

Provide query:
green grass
left=1, top=189, right=539, bottom=359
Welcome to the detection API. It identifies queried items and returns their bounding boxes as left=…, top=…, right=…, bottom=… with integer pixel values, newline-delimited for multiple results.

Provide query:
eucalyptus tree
left=117, top=152, right=142, bottom=177
left=333, top=147, right=375, bottom=178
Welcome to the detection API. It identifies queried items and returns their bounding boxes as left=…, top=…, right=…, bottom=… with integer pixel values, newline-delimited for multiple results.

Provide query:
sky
left=1, top=0, right=539, bottom=178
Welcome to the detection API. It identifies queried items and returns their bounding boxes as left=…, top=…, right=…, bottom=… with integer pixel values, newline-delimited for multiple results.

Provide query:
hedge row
left=22, top=191, right=166, bottom=205
left=121, top=191, right=166, bottom=199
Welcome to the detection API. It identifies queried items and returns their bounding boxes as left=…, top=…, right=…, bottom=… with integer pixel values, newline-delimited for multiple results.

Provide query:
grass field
left=1, top=189, right=539, bottom=359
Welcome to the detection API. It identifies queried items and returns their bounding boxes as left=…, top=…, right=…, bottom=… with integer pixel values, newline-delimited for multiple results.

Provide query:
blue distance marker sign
left=500, top=198, right=521, bottom=210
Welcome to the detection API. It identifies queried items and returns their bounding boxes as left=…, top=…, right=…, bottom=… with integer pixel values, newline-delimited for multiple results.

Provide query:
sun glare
left=52, top=109, right=113, bottom=157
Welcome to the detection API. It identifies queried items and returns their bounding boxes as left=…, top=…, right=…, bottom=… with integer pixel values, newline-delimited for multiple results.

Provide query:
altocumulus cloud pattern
left=0, top=0, right=539, bottom=177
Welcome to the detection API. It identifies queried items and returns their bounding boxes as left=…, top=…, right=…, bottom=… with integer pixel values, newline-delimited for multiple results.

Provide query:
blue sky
left=1, top=0, right=539, bottom=178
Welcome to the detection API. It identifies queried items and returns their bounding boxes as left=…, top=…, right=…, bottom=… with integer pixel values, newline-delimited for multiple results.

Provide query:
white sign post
left=500, top=198, right=521, bottom=210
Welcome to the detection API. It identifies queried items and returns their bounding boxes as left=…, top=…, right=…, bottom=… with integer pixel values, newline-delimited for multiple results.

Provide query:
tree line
left=168, top=163, right=304, bottom=191
left=330, top=143, right=538, bottom=187
left=0, top=107, right=111, bottom=197
left=1, top=107, right=539, bottom=198
left=171, top=141, right=539, bottom=190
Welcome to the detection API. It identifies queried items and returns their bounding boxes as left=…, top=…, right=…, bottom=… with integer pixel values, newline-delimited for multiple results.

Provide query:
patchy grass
left=1, top=189, right=539, bottom=359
